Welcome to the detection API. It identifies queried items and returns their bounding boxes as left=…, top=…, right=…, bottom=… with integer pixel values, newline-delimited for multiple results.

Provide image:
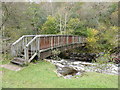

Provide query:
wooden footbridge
left=11, top=35, right=86, bottom=65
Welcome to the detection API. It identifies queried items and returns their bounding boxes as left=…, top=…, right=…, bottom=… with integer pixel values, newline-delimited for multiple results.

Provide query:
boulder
left=72, top=62, right=81, bottom=65
left=64, top=75, right=73, bottom=79
left=55, top=63, right=65, bottom=68
left=57, top=66, right=78, bottom=76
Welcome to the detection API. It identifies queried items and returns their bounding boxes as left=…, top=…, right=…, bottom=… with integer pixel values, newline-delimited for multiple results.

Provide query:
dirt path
left=0, top=63, right=24, bottom=71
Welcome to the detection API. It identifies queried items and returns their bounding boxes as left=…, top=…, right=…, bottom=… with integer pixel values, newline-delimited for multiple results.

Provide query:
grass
left=1, top=60, right=118, bottom=88
left=0, top=54, right=13, bottom=65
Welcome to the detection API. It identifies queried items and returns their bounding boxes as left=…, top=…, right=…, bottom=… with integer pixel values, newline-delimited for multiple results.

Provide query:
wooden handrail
left=26, top=36, right=38, bottom=47
left=12, top=36, right=24, bottom=45
left=12, top=35, right=36, bottom=45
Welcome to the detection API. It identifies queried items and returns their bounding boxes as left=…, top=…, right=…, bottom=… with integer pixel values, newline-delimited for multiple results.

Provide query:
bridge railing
left=24, top=35, right=85, bottom=63
left=11, top=35, right=36, bottom=58
left=39, top=35, right=79, bottom=50
left=25, top=36, right=40, bottom=63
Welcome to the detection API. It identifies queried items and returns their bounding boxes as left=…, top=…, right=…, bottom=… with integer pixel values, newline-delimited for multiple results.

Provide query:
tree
left=41, top=15, right=59, bottom=34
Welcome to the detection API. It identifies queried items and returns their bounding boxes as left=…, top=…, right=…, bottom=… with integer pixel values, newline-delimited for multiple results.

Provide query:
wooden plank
left=12, top=36, right=24, bottom=45
left=28, top=52, right=37, bottom=62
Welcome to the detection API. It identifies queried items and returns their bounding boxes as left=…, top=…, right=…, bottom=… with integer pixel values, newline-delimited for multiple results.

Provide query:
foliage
left=0, top=3, right=119, bottom=89
left=98, top=26, right=118, bottom=53
left=85, top=26, right=118, bottom=53
left=1, top=2, right=118, bottom=62
left=0, top=54, right=13, bottom=65
left=51, top=49, right=61, bottom=60
left=41, top=16, right=59, bottom=34
left=2, top=3, right=47, bottom=41
left=85, top=28, right=99, bottom=53
left=66, top=18, right=87, bottom=36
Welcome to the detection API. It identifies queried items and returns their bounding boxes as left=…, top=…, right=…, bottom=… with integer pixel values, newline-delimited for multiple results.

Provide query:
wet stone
left=57, top=66, right=78, bottom=76
left=44, top=59, right=118, bottom=78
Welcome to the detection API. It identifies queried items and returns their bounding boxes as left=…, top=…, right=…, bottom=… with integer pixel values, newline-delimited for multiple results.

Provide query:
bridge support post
left=37, top=37, right=40, bottom=59
left=51, top=36, right=53, bottom=49
left=24, top=46, right=29, bottom=64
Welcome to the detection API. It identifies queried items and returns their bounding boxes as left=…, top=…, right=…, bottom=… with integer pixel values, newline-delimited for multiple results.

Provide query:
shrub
left=51, top=49, right=61, bottom=60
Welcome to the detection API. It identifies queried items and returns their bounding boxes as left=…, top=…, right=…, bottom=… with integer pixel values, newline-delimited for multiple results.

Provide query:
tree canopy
left=1, top=2, right=118, bottom=53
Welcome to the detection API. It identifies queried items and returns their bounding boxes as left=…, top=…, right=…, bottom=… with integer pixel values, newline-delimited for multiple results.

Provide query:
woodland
left=0, top=2, right=119, bottom=88
left=1, top=2, right=118, bottom=54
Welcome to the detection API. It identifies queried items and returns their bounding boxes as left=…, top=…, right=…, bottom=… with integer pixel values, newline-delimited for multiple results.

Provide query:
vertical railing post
left=38, top=37, right=40, bottom=59
left=23, top=37, right=25, bottom=49
left=25, top=37, right=27, bottom=46
left=61, top=36, right=63, bottom=45
left=75, top=36, right=77, bottom=43
left=58, top=36, right=59, bottom=46
left=51, top=36, right=53, bottom=49
left=63, top=36, right=65, bottom=46
left=37, top=37, right=40, bottom=50
left=35, top=37, right=37, bottom=54
left=67, top=35, right=68, bottom=45
left=72, top=36, right=74, bottom=44
left=25, top=46, right=29, bottom=64
left=63, top=36, right=64, bottom=45
left=60, top=36, right=61, bottom=46
left=79, top=36, right=81, bottom=43
left=16, top=45, right=18, bottom=57
left=12, top=45, right=16, bottom=57
left=31, top=42, right=33, bottom=56
left=54, top=36, right=55, bottom=47
left=77, top=36, right=78, bottom=43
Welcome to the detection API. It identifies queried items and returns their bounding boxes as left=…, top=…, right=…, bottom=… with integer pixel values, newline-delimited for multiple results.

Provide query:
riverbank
left=1, top=60, right=118, bottom=88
